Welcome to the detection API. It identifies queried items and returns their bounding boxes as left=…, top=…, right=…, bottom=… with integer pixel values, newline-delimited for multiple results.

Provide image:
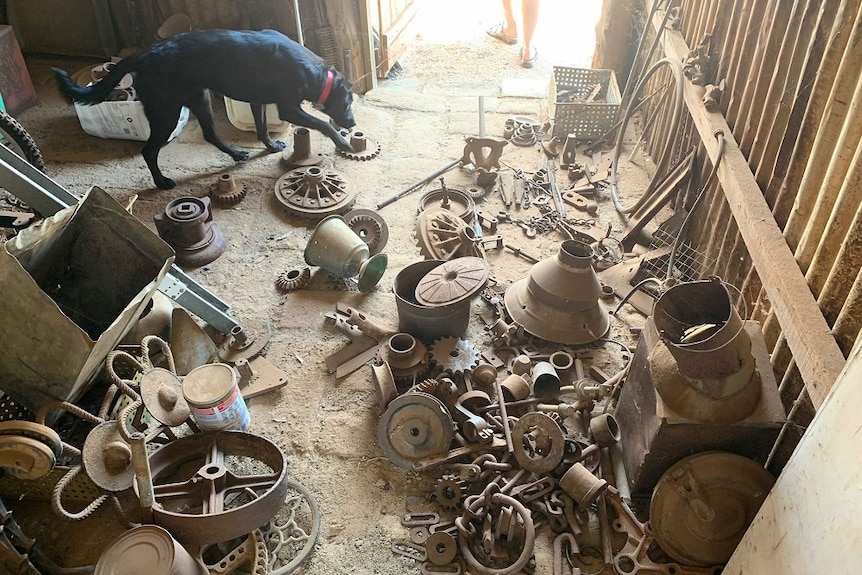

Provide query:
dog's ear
left=331, top=66, right=353, bottom=91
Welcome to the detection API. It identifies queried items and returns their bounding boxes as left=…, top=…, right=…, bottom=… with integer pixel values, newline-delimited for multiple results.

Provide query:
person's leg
left=521, top=0, right=540, bottom=63
left=501, top=0, right=518, bottom=39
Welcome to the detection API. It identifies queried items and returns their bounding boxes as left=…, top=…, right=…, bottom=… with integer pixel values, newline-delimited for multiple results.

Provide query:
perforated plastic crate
left=547, top=66, right=621, bottom=140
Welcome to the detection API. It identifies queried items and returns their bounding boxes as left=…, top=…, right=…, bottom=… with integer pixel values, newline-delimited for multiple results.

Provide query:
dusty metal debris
left=429, top=337, right=480, bottom=376
left=97, top=525, right=208, bottom=575
left=144, top=431, right=289, bottom=546
left=414, top=257, right=490, bottom=308
left=153, top=196, right=227, bottom=268
left=376, top=333, right=430, bottom=386
left=304, top=215, right=388, bottom=292
left=418, top=181, right=476, bottom=222
left=139, top=367, right=190, bottom=427
left=377, top=392, right=455, bottom=470
left=414, top=208, right=484, bottom=261
left=459, top=136, right=507, bottom=172
left=338, top=130, right=381, bottom=160
left=274, top=165, right=355, bottom=219
left=394, top=260, right=473, bottom=341
left=281, top=126, right=324, bottom=168
left=275, top=267, right=312, bottom=292
left=209, top=173, right=248, bottom=206
left=343, top=207, right=389, bottom=254
left=218, top=319, right=273, bottom=363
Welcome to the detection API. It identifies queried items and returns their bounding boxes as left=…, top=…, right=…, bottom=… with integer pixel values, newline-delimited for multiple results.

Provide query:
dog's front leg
left=251, top=103, right=286, bottom=152
left=276, top=106, right=353, bottom=152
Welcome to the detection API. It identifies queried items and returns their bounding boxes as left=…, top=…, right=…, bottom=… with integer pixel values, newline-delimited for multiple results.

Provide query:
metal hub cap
left=274, top=166, right=355, bottom=219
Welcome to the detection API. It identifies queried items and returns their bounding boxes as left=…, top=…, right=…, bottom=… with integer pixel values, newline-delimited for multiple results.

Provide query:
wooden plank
left=651, top=2, right=847, bottom=407
left=377, top=0, right=417, bottom=78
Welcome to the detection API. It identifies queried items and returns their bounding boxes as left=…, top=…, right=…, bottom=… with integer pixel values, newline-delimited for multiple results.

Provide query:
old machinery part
left=275, top=267, right=312, bottom=292
left=97, top=524, right=207, bottom=575
left=82, top=421, right=134, bottom=492
left=417, top=184, right=476, bottom=223
left=559, top=462, right=608, bottom=508
left=511, top=412, right=565, bottom=473
left=589, top=413, right=621, bottom=447
left=429, top=337, right=480, bottom=376
left=499, top=373, right=531, bottom=403
left=0, top=436, right=56, bottom=480
left=337, top=130, right=381, bottom=161
left=343, top=208, right=389, bottom=255
left=265, top=477, right=322, bottom=575
left=415, top=208, right=483, bottom=261
left=456, top=488, right=536, bottom=575
left=392, top=539, right=427, bottom=562
left=649, top=279, right=761, bottom=423
left=414, top=378, right=460, bottom=411
left=376, top=333, right=430, bottom=386
left=426, top=531, right=459, bottom=566
left=281, top=127, right=324, bottom=168
left=470, top=363, right=498, bottom=392
left=139, top=367, right=190, bottom=427
left=376, top=159, right=462, bottom=210
left=465, top=185, right=487, bottom=200
left=650, top=452, right=774, bottom=567
left=371, top=360, right=398, bottom=411
left=434, top=474, right=468, bottom=510
left=530, top=361, right=562, bottom=397
left=377, top=392, right=456, bottom=470
left=142, top=431, right=289, bottom=546
left=505, top=240, right=610, bottom=345
left=274, top=166, right=356, bottom=219
left=503, top=118, right=515, bottom=139
left=304, top=215, right=388, bottom=293
left=394, top=259, right=473, bottom=341
left=153, top=196, right=227, bottom=268
left=0, top=421, right=62, bottom=458
left=203, top=528, right=269, bottom=575
left=210, top=173, right=249, bottom=206
left=459, top=136, right=508, bottom=172
left=414, top=256, right=490, bottom=308
left=511, top=124, right=538, bottom=147
left=453, top=390, right=494, bottom=444
left=218, top=319, right=273, bottom=363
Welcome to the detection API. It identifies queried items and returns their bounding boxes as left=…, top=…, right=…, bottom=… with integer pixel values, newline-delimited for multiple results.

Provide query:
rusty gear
left=210, top=173, right=249, bottom=206
left=343, top=208, right=389, bottom=254
left=376, top=334, right=430, bottom=387
left=429, top=337, right=480, bottom=375
left=276, top=267, right=312, bottom=292
left=338, top=130, right=381, bottom=161
left=414, top=208, right=483, bottom=260
left=434, top=474, right=468, bottom=510
left=274, top=166, right=355, bottom=219
left=413, top=378, right=459, bottom=410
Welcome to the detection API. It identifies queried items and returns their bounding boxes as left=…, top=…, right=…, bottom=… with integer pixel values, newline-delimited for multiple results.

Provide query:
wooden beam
left=649, top=3, right=846, bottom=407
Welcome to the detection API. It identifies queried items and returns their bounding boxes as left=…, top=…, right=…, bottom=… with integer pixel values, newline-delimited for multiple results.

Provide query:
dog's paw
left=265, top=140, right=286, bottom=153
left=155, top=176, right=176, bottom=190
left=335, top=136, right=354, bottom=153
left=232, top=151, right=252, bottom=162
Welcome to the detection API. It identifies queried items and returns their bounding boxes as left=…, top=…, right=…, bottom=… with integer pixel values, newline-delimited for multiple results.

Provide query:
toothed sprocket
left=429, top=337, right=480, bottom=376
left=434, top=473, right=468, bottom=510
left=276, top=267, right=311, bottom=292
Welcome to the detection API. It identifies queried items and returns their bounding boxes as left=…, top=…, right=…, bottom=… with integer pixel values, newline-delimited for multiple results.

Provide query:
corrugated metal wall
left=624, top=0, right=861, bottom=471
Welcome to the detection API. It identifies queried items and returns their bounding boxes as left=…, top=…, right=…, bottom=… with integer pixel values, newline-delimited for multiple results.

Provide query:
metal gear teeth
left=343, top=208, right=389, bottom=255
left=275, top=267, right=311, bottom=292
left=434, top=473, right=468, bottom=510
left=338, top=131, right=381, bottom=161
left=210, top=174, right=249, bottom=206
left=465, top=185, right=488, bottom=199
left=429, top=337, right=480, bottom=376
left=413, top=378, right=459, bottom=407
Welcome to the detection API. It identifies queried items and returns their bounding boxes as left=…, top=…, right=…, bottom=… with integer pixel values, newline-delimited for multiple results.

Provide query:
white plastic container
left=74, top=101, right=189, bottom=142
left=223, top=96, right=289, bottom=132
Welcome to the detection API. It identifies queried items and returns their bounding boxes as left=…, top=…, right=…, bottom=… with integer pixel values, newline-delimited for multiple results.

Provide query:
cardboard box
left=74, top=101, right=189, bottom=142
left=0, top=187, right=175, bottom=412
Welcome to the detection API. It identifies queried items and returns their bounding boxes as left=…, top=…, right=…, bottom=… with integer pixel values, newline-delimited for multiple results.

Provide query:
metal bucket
left=393, top=260, right=470, bottom=342
left=182, top=363, right=250, bottom=431
left=95, top=525, right=206, bottom=575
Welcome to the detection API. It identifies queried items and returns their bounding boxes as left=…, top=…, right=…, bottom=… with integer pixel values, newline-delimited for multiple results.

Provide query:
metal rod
left=293, top=0, right=304, bottom=45
left=478, top=96, right=486, bottom=138
left=375, top=159, right=461, bottom=209
left=494, top=376, right=514, bottom=453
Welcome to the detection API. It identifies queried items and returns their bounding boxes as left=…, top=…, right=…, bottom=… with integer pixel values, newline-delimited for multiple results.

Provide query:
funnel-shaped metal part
left=504, top=240, right=609, bottom=344
left=649, top=279, right=761, bottom=423
left=304, top=215, right=387, bottom=292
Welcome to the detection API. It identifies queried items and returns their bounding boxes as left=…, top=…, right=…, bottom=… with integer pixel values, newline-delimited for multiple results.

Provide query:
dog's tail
left=52, top=58, right=137, bottom=105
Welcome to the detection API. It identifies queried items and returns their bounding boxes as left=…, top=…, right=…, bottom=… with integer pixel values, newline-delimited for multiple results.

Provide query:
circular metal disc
left=425, top=531, right=458, bottom=565
left=377, top=392, right=454, bottom=470
left=357, top=253, right=388, bottom=293
left=651, top=451, right=775, bottom=566
left=415, top=257, right=489, bottom=307
left=96, top=525, right=180, bottom=575
left=343, top=208, right=389, bottom=255
left=274, top=166, right=355, bottom=219
left=511, top=412, right=565, bottom=473
left=417, top=187, right=475, bottom=222
left=82, top=421, right=135, bottom=492
left=140, top=367, right=191, bottom=427
left=0, top=435, right=56, bottom=479
left=0, top=421, right=62, bottom=456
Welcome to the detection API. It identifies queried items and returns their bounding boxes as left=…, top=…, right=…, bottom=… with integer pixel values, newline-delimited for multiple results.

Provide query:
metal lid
left=82, top=421, right=134, bottom=492
left=140, top=368, right=190, bottom=427
left=414, top=257, right=489, bottom=307
left=95, top=525, right=176, bottom=575
left=182, top=363, right=237, bottom=405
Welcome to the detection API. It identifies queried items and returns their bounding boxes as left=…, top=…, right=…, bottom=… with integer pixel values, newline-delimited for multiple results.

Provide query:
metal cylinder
left=393, top=260, right=470, bottom=341
left=559, top=462, right=608, bottom=507
left=500, top=373, right=531, bottom=403
left=511, top=355, right=532, bottom=376
left=531, top=361, right=561, bottom=397
left=293, top=127, right=312, bottom=157
left=589, top=413, right=621, bottom=447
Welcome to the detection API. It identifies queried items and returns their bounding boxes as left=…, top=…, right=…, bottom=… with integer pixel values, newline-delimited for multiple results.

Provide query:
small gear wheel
left=276, top=267, right=311, bottom=292
left=412, top=378, right=459, bottom=409
left=429, top=337, right=480, bottom=376
left=210, top=173, right=249, bottom=206
left=465, top=185, right=488, bottom=199
left=376, top=333, right=430, bottom=387
left=338, top=130, right=381, bottom=161
left=343, top=208, right=389, bottom=254
left=434, top=474, right=468, bottom=510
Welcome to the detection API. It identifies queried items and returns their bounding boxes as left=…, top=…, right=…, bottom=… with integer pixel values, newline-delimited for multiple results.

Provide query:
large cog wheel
left=414, top=208, right=483, bottom=260
left=429, top=337, right=480, bottom=376
left=274, top=166, right=356, bottom=219
left=343, top=208, right=389, bottom=254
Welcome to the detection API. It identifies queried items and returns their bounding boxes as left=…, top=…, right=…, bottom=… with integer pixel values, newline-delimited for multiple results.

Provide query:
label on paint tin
left=189, top=384, right=250, bottom=431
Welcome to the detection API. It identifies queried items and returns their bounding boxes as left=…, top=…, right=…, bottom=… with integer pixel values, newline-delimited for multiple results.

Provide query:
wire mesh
left=639, top=224, right=715, bottom=283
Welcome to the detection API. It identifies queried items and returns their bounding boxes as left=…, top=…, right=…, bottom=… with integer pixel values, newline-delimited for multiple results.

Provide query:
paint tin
left=95, top=525, right=207, bottom=575
left=182, top=363, right=250, bottom=431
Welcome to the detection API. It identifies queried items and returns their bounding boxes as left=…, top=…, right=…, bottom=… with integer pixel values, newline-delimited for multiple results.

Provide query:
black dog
left=53, top=29, right=355, bottom=189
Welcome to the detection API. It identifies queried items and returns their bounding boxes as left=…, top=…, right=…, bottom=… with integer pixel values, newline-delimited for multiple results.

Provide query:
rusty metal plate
left=414, top=257, right=489, bottom=307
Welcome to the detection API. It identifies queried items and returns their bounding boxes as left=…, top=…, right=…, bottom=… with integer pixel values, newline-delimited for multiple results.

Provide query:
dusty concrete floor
left=1, top=2, right=665, bottom=572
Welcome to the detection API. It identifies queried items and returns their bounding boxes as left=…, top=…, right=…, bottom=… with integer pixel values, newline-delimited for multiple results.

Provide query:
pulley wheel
left=0, top=435, right=56, bottom=479
left=377, top=392, right=454, bottom=470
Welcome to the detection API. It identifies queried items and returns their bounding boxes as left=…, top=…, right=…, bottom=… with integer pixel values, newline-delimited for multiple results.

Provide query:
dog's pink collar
left=316, top=70, right=334, bottom=106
